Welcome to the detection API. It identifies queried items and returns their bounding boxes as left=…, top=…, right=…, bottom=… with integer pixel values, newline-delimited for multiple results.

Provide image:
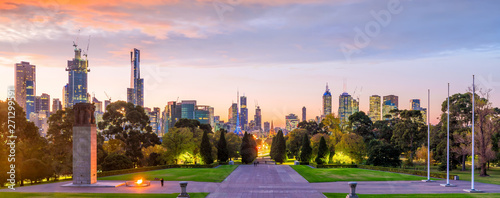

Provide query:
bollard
left=177, top=181, right=190, bottom=198
left=346, top=182, right=359, bottom=198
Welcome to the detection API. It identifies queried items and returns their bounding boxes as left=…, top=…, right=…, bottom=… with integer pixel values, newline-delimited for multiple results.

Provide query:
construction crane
left=83, top=35, right=90, bottom=60
left=104, top=91, right=111, bottom=102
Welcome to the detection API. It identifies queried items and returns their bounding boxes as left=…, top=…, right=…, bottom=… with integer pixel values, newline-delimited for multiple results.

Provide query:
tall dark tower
left=240, top=95, right=248, bottom=131
left=322, top=83, right=332, bottom=116
left=127, top=48, right=144, bottom=107
left=302, top=106, right=306, bottom=122
left=254, top=106, right=261, bottom=131
left=66, top=42, right=89, bottom=107
left=234, top=91, right=242, bottom=135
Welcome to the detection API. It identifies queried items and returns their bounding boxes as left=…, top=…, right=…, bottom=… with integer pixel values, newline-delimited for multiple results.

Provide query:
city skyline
left=1, top=0, right=499, bottom=127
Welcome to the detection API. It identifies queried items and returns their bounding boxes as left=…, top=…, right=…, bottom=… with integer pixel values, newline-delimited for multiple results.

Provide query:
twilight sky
left=1, top=0, right=499, bottom=126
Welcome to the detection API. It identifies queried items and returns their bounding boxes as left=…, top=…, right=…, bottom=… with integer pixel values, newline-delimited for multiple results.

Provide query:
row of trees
left=268, top=90, right=499, bottom=177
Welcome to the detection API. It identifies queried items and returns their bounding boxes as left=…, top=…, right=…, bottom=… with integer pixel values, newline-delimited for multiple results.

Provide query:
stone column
left=177, top=181, right=190, bottom=198
left=73, top=103, right=97, bottom=184
left=346, top=182, right=359, bottom=198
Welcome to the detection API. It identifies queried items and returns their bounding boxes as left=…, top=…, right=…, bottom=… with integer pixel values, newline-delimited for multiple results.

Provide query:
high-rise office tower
left=263, top=121, right=270, bottom=133
left=352, top=98, right=359, bottom=114
left=410, top=99, right=421, bottom=110
left=181, top=100, right=196, bottom=119
left=127, top=48, right=144, bottom=107
left=383, top=95, right=399, bottom=109
left=195, top=105, right=211, bottom=124
left=92, top=97, right=103, bottom=113
left=104, top=99, right=111, bottom=112
left=369, top=95, right=381, bottom=121
left=254, top=106, right=261, bottom=131
left=302, top=106, right=306, bottom=122
left=15, top=61, right=36, bottom=119
left=66, top=43, right=89, bottom=107
left=228, top=103, right=238, bottom=132
left=338, top=92, right=353, bottom=123
left=285, top=113, right=299, bottom=132
left=35, top=93, right=50, bottom=113
left=52, top=98, right=62, bottom=113
left=240, top=95, right=248, bottom=130
left=322, top=83, right=332, bottom=116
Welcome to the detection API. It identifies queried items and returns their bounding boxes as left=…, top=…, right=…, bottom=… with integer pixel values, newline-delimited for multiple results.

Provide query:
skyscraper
left=338, top=92, right=352, bottom=124
left=195, top=105, right=211, bottom=124
left=181, top=100, right=196, bottom=119
left=254, top=106, right=262, bottom=131
left=285, top=113, right=299, bottom=132
left=322, top=83, right=332, bottom=116
left=352, top=98, right=359, bottom=114
left=66, top=43, right=89, bottom=107
left=302, top=106, right=306, bottom=122
left=104, top=99, right=111, bottom=112
left=263, top=121, right=270, bottom=133
left=410, top=99, right=421, bottom=110
left=92, top=97, right=103, bottom=113
left=52, top=98, right=62, bottom=113
left=127, top=48, right=144, bottom=107
left=240, top=95, right=248, bottom=130
left=35, top=93, right=50, bottom=113
left=228, top=103, right=238, bottom=132
left=382, top=95, right=399, bottom=120
left=383, top=95, right=399, bottom=109
left=15, top=61, right=36, bottom=119
left=369, top=95, right=381, bottom=121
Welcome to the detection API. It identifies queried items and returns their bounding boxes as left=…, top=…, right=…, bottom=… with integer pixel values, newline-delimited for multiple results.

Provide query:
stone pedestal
left=294, top=161, right=300, bottom=165
left=229, top=160, right=234, bottom=165
left=72, top=103, right=97, bottom=185
left=346, top=182, right=359, bottom=198
left=177, top=181, right=190, bottom=198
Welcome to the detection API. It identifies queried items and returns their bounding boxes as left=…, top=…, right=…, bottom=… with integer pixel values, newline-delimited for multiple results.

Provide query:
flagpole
left=441, top=83, right=455, bottom=187
left=464, top=75, right=481, bottom=193
left=423, top=89, right=433, bottom=182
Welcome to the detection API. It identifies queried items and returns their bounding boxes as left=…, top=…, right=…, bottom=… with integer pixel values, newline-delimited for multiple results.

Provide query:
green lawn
left=449, top=167, right=500, bottom=185
left=1, top=192, right=208, bottom=198
left=324, top=193, right=500, bottom=198
left=291, top=165, right=427, bottom=183
left=100, top=165, right=237, bottom=183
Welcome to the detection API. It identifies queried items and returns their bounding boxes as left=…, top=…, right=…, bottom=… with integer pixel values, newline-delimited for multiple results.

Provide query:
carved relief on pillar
left=74, top=103, right=96, bottom=126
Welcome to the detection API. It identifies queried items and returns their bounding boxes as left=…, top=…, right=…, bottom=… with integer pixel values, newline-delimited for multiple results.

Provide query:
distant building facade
left=369, top=95, right=381, bottom=121
left=127, top=48, right=144, bottom=107
left=15, top=61, right=36, bottom=119
left=322, top=83, right=332, bottom=116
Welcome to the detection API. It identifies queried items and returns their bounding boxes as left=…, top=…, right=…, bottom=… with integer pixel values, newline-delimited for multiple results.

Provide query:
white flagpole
left=423, top=89, right=433, bottom=182
left=441, top=83, right=455, bottom=187
left=465, top=75, right=481, bottom=192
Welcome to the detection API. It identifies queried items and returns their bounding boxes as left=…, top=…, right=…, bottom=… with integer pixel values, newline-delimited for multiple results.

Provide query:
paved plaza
left=2, top=163, right=500, bottom=197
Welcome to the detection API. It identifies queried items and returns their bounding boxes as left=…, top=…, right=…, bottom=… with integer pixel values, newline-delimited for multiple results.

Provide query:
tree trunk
left=480, top=162, right=489, bottom=176
left=461, top=154, right=466, bottom=171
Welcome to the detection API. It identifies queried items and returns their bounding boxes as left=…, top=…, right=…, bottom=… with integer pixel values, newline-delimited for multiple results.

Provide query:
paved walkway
left=207, top=164, right=325, bottom=198
left=3, top=163, right=500, bottom=197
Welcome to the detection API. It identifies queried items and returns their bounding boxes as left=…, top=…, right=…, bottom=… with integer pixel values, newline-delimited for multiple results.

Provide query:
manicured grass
left=100, top=165, right=237, bottom=183
left=291, top=165, right=426, bottom=183
left=324, top=193, right=500, bottom=198
left=1, top=192, right=209, bottom=198
left=450, top=167, right=500, bottom=185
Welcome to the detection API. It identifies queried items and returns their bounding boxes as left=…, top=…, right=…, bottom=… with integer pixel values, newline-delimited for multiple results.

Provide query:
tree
left=225, top=132, right=242, bottom=160
left=162, top=128, right=195, bottom=164
left=46, top=107, right=74, bottom=178
left=391, top=110, right=426, bottom=166
left=200, top=130, right=214, bottom=164
left=217, top=129, right=229, bottom=162
left=366, top=139, right=402, bottom=167
left=336, top=133, right=366, bottom=164
left=98, top=101, right=160, bottom=166
left=270, top=135, right=277, bottom=159
left=474, top=91, right=497, bottom=176
left=147, top=152, right=162, bottom=166
left=21, top=159, right=52, bottom=184
left=274, top=130, right=287, bottom=163
left=299, top=134, right=312, bottom=163
left=286, top=129, right=308, bottom=159
left=348, top=111, right=374, bottom=142
left=315, top=136, right=328, bottom=164
left=297, top=120, right=324, bottom=135
left=240, top=132, right=257, bottom=164
left=101, top=154, right=134, bottom=171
